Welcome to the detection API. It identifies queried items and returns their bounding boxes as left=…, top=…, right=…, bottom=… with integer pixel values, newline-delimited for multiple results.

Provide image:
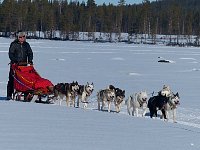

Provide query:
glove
left=11, top=60, right=18, bottom=64
left=28, top=61, right=33, bottom=65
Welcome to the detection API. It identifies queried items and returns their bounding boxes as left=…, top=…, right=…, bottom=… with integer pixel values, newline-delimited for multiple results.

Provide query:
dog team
left=52, top=81, right=180, bottom=123
left=126, top=85, right=180, bottom=123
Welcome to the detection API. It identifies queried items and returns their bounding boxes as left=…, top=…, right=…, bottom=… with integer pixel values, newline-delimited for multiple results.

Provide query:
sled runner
left=12, top=63, right=54, bottom=103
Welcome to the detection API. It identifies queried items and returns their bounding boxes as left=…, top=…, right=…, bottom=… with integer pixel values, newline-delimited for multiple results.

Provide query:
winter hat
left=18, top=31, right=26, bottom=37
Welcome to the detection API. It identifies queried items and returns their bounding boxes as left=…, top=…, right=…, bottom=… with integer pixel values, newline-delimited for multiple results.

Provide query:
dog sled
left=12, top=63, right=54, bottom=103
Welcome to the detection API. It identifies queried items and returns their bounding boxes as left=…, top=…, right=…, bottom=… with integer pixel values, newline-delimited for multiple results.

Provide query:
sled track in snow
left=39, top=99, right=200, bottom=129
left=177, top=107, right=200, bottom=129
left=86, top=101, right=200, bottom=129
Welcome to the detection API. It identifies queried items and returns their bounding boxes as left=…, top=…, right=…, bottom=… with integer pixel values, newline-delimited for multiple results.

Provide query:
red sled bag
left=12, top=64, right=54, bottom=94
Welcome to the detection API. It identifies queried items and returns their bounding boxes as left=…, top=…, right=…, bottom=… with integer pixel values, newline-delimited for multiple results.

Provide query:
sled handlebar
left=9, top=62, right=33, bottom=66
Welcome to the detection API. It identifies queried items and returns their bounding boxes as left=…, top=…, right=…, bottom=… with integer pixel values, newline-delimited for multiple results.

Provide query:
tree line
left=0, top=0, right=200, bottom=44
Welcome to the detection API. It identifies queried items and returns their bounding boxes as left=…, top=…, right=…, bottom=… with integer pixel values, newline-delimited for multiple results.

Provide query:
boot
left=7, top=81, right=13, bottom=100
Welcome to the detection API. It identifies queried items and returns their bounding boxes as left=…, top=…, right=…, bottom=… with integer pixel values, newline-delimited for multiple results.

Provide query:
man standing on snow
left=6, top=31, right=33, bottom=100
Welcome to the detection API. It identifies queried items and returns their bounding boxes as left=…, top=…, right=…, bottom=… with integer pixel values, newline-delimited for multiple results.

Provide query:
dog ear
left=123, top=90, right=125, bottom=95
left=176, top=92, right=179, bottom=97
left=109, top=85, right=115, bottom=90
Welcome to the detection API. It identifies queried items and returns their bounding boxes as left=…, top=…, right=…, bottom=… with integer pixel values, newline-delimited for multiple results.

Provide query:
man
left=7, top=31, right=33, bottom=100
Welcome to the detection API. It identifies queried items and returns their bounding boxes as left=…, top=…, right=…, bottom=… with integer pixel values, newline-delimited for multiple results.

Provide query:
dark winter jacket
left=9, top=39, right=33, bottom=64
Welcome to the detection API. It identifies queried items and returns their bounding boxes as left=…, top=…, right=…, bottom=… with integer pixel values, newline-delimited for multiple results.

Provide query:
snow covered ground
left=0, top=37, right=200, bottom=149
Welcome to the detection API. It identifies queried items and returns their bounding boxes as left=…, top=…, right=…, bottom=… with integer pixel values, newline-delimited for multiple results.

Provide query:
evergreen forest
left=1, top=0, right=200, bottom=45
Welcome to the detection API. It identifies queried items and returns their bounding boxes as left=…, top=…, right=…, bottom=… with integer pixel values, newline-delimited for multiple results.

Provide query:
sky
left=81, top=0, right=156, bottom=5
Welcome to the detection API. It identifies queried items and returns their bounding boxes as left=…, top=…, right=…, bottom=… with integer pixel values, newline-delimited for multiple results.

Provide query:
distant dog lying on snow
left=126, top=91, right=148, bottom=117
left=53, top=81, right=79, bottom=106
left=77, top=82, right=94, bottom=108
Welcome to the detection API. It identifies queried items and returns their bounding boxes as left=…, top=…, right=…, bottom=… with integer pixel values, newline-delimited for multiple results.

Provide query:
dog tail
left=125, top=98, right=128, bottom=105
left=126, top=96, right=133, bottom=115
left=125, top=95, right=131, bottom=106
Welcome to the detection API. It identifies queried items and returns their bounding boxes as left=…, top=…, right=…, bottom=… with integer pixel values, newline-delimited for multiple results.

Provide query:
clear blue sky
left=80, top=0, right=155, bottom=5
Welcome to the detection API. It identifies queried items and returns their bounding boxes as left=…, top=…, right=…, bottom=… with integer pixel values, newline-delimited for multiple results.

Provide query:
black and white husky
left=162, top=92, right=180, bottom=123
left=148, top=91, right=180, bottom=123
left=148, top=93, right=169, bottom=119
left=114, top=87, right=125, bottom=113
left=77, top=82, right=94, bottom=108
left=126, top=91, right=148, bottom=117
left=53, top=81, right=79, bottom=107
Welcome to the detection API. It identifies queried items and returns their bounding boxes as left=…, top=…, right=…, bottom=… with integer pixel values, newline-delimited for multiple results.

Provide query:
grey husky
left=97, top=85, right=125, bottom=113
left=97, top=87, right=115, bottom=112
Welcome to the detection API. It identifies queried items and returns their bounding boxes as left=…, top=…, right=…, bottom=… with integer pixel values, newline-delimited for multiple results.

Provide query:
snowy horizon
left=0, top=37, right=200, bottom=149
left=79, top=0, right=156, bottom=5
